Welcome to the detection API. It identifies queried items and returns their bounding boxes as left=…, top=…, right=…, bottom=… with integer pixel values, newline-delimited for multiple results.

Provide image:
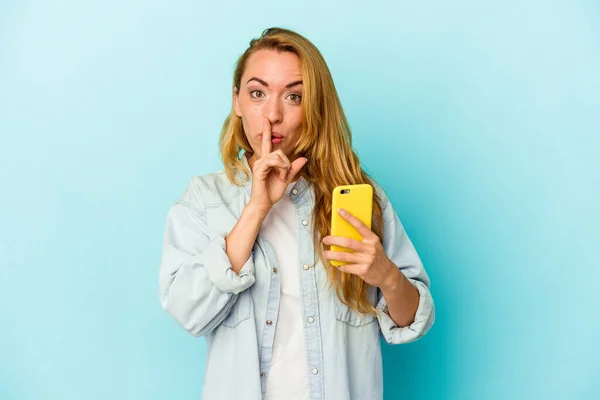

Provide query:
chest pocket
left=333, top=289, right=377, bottom=327
left=221, top=289, right=252, bottom=328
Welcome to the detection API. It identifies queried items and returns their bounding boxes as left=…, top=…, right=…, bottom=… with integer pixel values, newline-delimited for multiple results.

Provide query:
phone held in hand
left=330, top=183, right=373, bottom=267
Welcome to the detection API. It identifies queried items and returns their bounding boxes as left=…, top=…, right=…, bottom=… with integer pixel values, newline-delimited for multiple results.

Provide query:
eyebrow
left=246, top=77, right=303, bottom=89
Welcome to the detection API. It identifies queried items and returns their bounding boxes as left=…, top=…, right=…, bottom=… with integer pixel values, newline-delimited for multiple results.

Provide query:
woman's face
left=234, top=49, right=303, bottom=161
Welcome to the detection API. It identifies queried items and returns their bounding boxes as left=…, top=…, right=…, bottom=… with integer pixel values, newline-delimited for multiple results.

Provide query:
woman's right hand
left=248, top=117, right=308, bottom=216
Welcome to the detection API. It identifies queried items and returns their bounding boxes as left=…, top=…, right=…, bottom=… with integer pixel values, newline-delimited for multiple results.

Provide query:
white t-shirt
left=260, top=183, right=309, bottom=400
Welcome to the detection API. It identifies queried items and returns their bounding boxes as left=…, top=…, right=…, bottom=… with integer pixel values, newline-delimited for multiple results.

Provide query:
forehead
left=243, top=49, right=302, bottom=87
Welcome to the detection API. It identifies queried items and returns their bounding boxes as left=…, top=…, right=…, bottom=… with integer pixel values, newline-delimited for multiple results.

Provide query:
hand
left=323, top=208, right=399, bottom=290
left=248, top=117, right=308, bottom=216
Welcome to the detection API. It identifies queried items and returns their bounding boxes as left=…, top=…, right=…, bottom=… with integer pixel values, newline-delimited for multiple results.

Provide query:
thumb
left=286, top=157, right=308, bottom=182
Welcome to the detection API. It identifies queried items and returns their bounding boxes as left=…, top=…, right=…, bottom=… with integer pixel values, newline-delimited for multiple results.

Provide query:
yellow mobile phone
left=330, top=183, right=373, bottom=267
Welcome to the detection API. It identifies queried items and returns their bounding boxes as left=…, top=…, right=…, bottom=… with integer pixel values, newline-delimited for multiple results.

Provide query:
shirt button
left=307, top=316, right=314, bottom=323
left=260, top=372, right=265, bottom=378
left=292, top=188, right=298, bottom=195
left=266, top=320, right=273, bottom=326
left=273, top=267, right=278, bottom=273
left=302, top=219, right=308, bottom=226
left=311, top=368, right=319, bottom=375
left=302, top=264, right=310, bottom=270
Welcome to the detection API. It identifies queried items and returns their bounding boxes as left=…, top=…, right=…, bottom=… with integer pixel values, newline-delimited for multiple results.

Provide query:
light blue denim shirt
left=159, top=153, right=435, bottom=400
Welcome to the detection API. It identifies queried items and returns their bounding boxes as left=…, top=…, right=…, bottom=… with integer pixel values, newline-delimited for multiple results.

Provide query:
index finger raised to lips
left=262, top=117, right=272, bottom=157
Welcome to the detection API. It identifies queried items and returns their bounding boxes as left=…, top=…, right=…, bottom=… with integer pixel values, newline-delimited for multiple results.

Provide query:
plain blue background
left=1, top=1, right=599, bottom=399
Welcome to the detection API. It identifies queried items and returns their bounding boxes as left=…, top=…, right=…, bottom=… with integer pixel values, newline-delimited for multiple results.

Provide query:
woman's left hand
left=323, top=208, right=399, bottom=290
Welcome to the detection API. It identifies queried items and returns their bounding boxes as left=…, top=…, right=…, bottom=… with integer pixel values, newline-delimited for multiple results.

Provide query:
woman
left=159, top=27, right=435, bottom=400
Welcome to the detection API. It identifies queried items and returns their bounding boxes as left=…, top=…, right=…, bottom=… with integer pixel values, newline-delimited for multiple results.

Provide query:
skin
left=323, top=209, right=420, bottom=328
left=234, top=50, right=305, bottom=167
left=225, top=49, right=307, bottom=275
left=226, top=49, right=419, bottom=328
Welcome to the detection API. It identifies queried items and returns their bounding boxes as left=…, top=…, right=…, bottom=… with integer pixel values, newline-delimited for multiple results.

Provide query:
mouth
left=259, top=132, right=284, bottom=144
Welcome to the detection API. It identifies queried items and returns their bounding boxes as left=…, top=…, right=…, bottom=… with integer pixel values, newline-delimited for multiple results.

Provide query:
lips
left=258, top=133, right=283, bottom=142
left=258, top=133, right=283, bottom=144
left=259, top=132, right=283, bottom=139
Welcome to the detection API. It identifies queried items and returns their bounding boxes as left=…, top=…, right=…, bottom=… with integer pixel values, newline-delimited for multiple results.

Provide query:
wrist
left=380, top=261, right=402, bottom=293
left=244, top=202, right=269, bottom=221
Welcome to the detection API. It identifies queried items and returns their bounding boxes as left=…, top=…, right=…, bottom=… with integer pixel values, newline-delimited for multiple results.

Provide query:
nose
left=263, top=96, right=283, bottom=125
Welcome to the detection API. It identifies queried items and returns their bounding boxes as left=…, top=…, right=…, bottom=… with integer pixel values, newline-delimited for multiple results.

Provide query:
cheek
left=287, top=109, right=303, bottom=139
left=292, top=111, right=303, bottom=128
left=251, top=105, right=262, bottom=116
left=247, top=107, right=262, bottom=137
left=239, top=96, right=261, bottom=116
left=239, top=101, right=262, bottom=134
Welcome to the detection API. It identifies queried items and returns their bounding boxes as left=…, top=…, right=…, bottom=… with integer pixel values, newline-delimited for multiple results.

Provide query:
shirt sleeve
left=158, top=188, right=256, bottom=337
left=375, top=194, right=435, bottom=345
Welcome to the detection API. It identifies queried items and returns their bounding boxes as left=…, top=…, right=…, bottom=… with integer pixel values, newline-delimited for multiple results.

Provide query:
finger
left=286, top=157, right=308, bottom=182
left=324, top=250, right=362, bottom=264
left=261, top=117, right=272, bottom=157
left=271, top=149, right=292, bottom=182
left=256, top=156, right=289, bottom=181
left=335, top=263, right=362, bottom=276
left=338, top=208, right=375, bottom=239
left=271, top=149, right=292, bottom=167
left=265, top=153, right=290, bottom=181
left=264, top=152, right=287, bottom=165
left=322, top=235, right=365, bottom=252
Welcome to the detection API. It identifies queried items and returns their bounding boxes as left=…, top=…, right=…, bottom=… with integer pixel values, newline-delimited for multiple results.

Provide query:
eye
left=250, top=90, right=265, bottom=99
left=288, top=93, right=302, bottom=104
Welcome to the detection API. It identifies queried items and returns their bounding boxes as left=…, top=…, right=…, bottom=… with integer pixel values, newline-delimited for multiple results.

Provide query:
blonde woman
left=159, top=27, right=435, bottom=400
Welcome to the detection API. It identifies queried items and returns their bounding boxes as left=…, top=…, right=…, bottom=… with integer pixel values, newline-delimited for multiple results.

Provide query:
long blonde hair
left=219, top=27, right=384, bottom=315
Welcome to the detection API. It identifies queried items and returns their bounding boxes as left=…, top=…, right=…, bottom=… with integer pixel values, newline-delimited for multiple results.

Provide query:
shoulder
left=368, top=177, right=392, bottom=212
left=176, top=169, right=245, bottom=213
